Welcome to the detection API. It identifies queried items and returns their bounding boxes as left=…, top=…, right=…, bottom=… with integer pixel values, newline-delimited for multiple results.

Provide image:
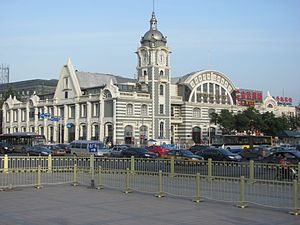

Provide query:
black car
left=121, top=147, right=157, bottom=158
left=24, top=146, right=53, bottom=156
left=161, top=149, right=204, bottom=162
left=0, top=142, right=15, bottom=154
left=56, top=143, right=71, bottom=154
left=262, top=150, right=300, bottom=165
left=239, top=147, right=270, bottom=161
left=189, top=145, right=210, bottom=154
left=195, top=147, right=242, bottom=161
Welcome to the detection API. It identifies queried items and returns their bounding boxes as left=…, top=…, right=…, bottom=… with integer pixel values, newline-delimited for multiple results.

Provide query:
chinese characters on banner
left=273, top=96, right=293, bottom=105
left=235, top=89, right=263, bottom=106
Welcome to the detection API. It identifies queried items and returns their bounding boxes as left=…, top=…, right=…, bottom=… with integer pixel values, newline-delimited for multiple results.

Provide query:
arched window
left=126, top=104, right=133, bottom=115
left=124, top=125, right=133, bottom=145
left=103, top=90, right=112, bottom=98
left=79, top=124, right=87, bottom=140
left=160, top=70, right=164, bottom=76
left=92, top=123, right=99, bottom=140
left=160, top=85, right=164, bottom=95
left=192, top=127, right=201, bottom=144
left=143, top=70, right=147, bottom=76
left=141, top=104, right=148, bottom=116
left=267, top=104, right=273, bottom=108
left=208, top=108, right=215, bottom=118
left=193, top=108, right=201, bottom=118
left=159, top=121, right=164, bottom=138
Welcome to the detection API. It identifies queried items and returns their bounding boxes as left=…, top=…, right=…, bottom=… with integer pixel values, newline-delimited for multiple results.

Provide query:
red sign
left=235, top=89, right=263, bottom=106
left=273, top=96, right=293, bottom=105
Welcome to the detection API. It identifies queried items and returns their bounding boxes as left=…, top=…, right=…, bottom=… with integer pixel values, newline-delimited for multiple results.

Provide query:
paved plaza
left=0, top=184, right=299, bottom=225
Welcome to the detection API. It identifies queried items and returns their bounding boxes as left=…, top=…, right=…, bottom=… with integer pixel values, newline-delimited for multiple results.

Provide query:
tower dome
left=140, top=12, right=167, bottom=47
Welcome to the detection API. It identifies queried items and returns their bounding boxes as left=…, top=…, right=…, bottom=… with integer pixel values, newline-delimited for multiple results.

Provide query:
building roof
left=75, top=71, right=135, bottom=89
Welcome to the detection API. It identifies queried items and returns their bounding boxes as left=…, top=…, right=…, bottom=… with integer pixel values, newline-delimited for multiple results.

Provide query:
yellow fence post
left=193, top=173, right=202, bottom=203
left=35, top=165, right=43, bottom=189
left=208, top=158, right=212, bottom=180
left=289, top=180, right=300, bottom=215
left=249, top=160, right=254, bottom=183
left=170, top=157, right=175, bottom=176
left=237, top=176, right=247, bottom=208
left=298, top=162, right=300, bottom=185
left=130, top=156, right=135, bottom=173
left=96, top=166, right=103, bottom=190
left=48, top=155, right=52, bottom=173
left=72, top=163, right=78, bottom=186
left=155, top=170, right=165, bottom=198
left=124, top=168, right=132, bottom=194
left=4, top=154, right=9, bottom=173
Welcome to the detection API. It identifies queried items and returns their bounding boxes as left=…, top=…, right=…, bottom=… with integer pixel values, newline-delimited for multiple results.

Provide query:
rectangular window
left=80, top=104, right=87, bottom=118
left=21, top=109, right=26, bottom=121
left=92, top=102, right=100, bottom=117
left=13, top=110, right=18, bottom=122
left=159, top=104, right=164, bottom=114
left=64, top=78, right=69, bottom=89
left=59, top=106, right=64, bottom=118
left=6, top=111, right=10, bottom=123
left=69, top=105, right=75, bottom=118
left=65, top=91, right=68, bottom=99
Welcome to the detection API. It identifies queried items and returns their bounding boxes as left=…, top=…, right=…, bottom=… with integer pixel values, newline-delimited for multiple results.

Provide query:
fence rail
left=0, top=155, right=299, bottom=215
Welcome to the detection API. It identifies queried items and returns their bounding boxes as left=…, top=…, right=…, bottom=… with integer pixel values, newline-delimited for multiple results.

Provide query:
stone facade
left=1, top=12, right=296, bottom=145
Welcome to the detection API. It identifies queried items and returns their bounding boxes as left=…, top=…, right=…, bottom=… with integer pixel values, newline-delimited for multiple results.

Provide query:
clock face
left=141, top=51, right=148, bottom=66
left=157, top=51, right=166, bottom=66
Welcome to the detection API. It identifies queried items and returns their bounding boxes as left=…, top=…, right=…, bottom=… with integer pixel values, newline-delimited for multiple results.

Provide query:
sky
left=0, top=0, right=299, bottom=105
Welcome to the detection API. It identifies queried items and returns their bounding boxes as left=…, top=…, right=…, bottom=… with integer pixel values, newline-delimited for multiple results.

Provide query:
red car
left=146, top=145, right=170, bottom=156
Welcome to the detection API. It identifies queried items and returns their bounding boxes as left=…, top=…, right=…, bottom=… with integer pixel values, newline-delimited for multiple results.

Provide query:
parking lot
left=0, top=184, right=299, bottom=225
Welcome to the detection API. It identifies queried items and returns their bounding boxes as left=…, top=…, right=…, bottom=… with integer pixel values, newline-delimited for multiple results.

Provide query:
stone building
left=1, top=12, right=296, bottom=145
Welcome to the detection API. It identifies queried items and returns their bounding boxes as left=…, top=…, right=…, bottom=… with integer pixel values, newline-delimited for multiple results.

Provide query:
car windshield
left=181, top=150, right=194, bottom=156
left=291, top=151, right=300, bottom=157
left=218, top=148, right=234, bottom=155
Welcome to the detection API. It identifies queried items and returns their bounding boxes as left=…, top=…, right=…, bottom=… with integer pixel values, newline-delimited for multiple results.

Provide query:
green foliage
left=215, top=107, right=297, bottom=137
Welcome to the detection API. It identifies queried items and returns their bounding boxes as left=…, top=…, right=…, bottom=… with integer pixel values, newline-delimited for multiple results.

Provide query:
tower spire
left=150, top=11, right=157, bottom=30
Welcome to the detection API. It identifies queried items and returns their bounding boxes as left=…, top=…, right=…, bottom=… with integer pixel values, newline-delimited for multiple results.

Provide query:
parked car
left=110, top=145, right=130, bottom=157
left=189, top=145, right=210, bottom=154
left=195, top=147, right=242, bottom=162
left=56, top=143, right=71, bottom=154
left=239, top=147, right=270, bottom=161
left=121, top=147, right=157, bottom=158
left=161, top=149, right=204, bottom=162
left=24, top=146, right=53, bottom=156
left=41, top=145, right=66, bottom=156
left=95, top=147, right=111, bottom=157
left=262, top=150, right=300, bottom=165
left=0, top=142, right=15, bottom=154
left=146, top=145, right=170, bottom=156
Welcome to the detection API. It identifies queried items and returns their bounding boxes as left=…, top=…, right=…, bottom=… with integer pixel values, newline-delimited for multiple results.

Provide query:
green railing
left=0, top=155, right=299, bottom=215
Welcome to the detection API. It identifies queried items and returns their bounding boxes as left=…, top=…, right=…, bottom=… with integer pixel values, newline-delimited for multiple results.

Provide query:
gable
left=54, top=58, right=82, bottom=100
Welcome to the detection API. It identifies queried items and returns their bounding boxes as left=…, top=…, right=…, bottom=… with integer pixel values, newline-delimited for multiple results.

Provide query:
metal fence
left=0, top=155, right=299, bottom=215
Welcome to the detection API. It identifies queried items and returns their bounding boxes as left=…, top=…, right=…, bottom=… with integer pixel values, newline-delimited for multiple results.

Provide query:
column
left=86, top=101, right=91, bottom=140
left=75, top=103, right=80, bottom=140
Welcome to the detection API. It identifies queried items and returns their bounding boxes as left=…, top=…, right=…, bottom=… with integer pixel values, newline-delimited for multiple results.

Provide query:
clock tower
left=136, top=12, right=171, bottom=143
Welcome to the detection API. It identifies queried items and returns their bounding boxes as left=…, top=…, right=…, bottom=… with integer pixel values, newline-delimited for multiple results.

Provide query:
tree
left=216, top=110, right=235, bottom=134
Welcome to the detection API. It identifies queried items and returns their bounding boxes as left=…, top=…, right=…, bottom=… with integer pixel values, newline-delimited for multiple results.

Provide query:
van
left=70, top=140, right=109, bottom=157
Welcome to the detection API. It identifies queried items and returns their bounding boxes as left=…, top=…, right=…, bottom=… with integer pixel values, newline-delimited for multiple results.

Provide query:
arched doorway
left=68, top=124, right=75, bottom=143
left=209, top=127, right=216, bottom=145
left=192, top=126, right=201, bottom=144
left=124, top=125, right=133, bottom=145
left=79, top=124, right=87, bottom=140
